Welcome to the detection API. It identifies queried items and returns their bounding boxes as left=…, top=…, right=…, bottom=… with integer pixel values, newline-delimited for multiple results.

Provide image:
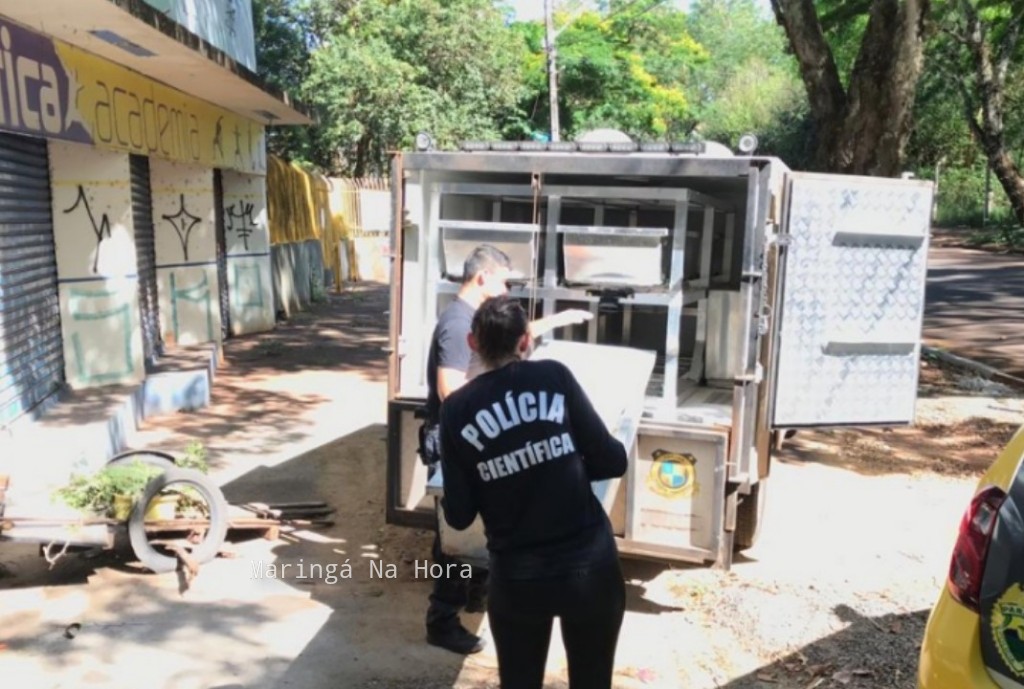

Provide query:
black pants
left=487, top=560, right=626, bottom=689
left=425, top=501, right=488, bottom=633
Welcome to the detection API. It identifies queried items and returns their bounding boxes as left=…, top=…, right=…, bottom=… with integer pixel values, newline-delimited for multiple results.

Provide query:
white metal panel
left=772, top=173, right=933, bottom=427
left=397, top=176, right=427, bottom=397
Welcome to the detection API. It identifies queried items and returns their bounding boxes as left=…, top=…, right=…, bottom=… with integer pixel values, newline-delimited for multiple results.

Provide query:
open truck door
left=769, top=172, right=935, bottom=429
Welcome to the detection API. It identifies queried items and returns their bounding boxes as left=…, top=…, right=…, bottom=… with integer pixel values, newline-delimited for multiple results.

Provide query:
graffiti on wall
left=162, top=193, right=202, bottom=261
left=225, top=201, right=258, bottom=251
left=62, top=186, right=113, bottom=274
left=170, top=272, right=215, bottom=343
left=68, top=288, right=134, bottom=384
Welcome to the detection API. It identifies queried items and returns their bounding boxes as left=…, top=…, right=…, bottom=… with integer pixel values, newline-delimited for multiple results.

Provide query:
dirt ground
left=785, top=356, right=1023, bottom=478
left=1, top=284, right=1021, bottom=689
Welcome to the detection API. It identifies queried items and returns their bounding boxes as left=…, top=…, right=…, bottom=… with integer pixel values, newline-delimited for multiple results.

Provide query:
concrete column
left=48, top=141, right=144, bottom=389
left=149, top=159, right=222, bottom=347
left=221, top=170, right=273, bottom=335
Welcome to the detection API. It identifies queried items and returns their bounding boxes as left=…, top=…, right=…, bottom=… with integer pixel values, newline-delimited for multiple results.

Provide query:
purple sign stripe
left=0, top=19, right=92, bottom=143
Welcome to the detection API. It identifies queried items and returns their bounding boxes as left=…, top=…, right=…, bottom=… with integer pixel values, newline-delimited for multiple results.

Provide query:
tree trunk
left=952, top=0, right=1024, bottom=226
left=353, top=132, right=370, bottom=178
left=771, top=0, right=929, bottom=176
left=988, top=149, right=1024, bottom=224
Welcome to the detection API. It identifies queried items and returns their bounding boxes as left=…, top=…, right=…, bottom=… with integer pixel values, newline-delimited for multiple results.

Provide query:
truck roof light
left=608, top=141, right=638, bottom=152
left=640, top=142, right=670, bottom=153
left=671, top=142, right=706, bottom=154
left=547, top=141, right=576, bottom=152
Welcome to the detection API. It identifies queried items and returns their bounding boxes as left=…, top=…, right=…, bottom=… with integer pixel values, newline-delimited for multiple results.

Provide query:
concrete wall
left=48, top=141, right=145, bottom=389
left=271, top=240, right=325, bottom=319
left=221, top=170, right=274, bottom=335
left=150, top=159, right=222, bottom=347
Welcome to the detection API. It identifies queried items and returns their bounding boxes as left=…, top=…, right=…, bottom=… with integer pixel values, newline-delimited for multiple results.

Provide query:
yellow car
left=919, top=424, right=1024, bottom=688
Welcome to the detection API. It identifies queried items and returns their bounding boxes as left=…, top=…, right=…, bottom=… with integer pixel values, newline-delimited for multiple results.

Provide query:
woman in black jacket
left=438, top=295, right=628, bottom=689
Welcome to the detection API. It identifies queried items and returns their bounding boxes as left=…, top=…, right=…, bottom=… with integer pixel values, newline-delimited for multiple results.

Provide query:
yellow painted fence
left=266, top=156, right=391, bottom=288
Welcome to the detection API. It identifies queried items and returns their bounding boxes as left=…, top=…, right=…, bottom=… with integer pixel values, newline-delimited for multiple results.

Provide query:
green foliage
left=250, top=0, right=1022, bottom=183
left=179, top=441, right=210, bottom=474
left=299, top=0, right=528, bottom=176
left=918, top=0, right=1024, bottom=224
left=684, top=0, right=809, bottom=163
left=928, top=163, right=1018, bottom=227
left=252, top=0, right=331, bottom=169
left=966, top=224, right=1024, bottom=249
left=511, top=1, right=705, bottom=141
left=909, top=58, right=980, bottom=169
left=55, top=462, right=162, bottom=517
left=817, top=0, right=871, bottom=87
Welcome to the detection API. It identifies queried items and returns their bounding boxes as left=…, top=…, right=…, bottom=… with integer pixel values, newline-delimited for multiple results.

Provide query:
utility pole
left=545, top=0, right=560, bottom=142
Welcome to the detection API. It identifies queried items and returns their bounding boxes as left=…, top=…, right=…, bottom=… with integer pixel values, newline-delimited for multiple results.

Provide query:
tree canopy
left=252, top=0, right=1024, bottom=227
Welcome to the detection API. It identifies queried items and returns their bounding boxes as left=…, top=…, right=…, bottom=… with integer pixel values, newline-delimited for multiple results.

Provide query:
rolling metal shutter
left=213, top=169, right=231, bottom=338
left=130, top=154, right=161, bottom=365
left=0, top=133, right=63, bottom=427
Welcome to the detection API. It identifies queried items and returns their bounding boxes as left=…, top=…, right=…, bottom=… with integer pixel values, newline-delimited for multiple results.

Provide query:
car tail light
left=948, top=485, right=1007, bottom=612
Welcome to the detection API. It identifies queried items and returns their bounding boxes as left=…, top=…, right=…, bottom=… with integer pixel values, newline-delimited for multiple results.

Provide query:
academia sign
left=0, top=17, right=265, bottom=174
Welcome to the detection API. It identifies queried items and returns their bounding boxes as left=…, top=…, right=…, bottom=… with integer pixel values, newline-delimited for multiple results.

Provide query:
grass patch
left=965, top=223, right=1024, bottom=250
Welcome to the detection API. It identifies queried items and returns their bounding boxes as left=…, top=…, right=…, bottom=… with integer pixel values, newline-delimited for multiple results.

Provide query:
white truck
left=383, top=139, right=934, bottom=569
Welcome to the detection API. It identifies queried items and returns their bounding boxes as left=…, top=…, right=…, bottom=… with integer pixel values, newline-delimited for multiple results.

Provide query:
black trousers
left=425, top=500, right=488, bottom=633
left=487, top=559, right=626, bottom=689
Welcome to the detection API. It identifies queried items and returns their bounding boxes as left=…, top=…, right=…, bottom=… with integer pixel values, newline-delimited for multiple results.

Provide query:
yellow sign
left=55, top=42, right=266, bottom=175
left=647, top=450, right=698, bottom=499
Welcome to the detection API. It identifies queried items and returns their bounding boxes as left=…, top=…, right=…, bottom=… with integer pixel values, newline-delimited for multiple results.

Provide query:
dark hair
left=463, top=244, right=511, bottom=284
left=472, top=295, right=528, bottom=366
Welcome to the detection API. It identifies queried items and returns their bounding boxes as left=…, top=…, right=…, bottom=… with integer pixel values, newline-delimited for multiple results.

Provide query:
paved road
left=924, top=245, right=1024, bottom=379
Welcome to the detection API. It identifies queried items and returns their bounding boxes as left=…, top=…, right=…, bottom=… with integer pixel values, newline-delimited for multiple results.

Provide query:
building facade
left=0, top=0, right=310, bottom=427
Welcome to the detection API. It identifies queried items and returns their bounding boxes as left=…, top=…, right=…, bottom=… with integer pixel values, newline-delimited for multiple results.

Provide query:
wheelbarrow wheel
left=106, top=449, right=177, bottom=470
left=128, top=467, right=229, bottom=574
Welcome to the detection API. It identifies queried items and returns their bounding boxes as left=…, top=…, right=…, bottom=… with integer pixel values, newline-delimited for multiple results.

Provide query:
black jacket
left=439, top=359, right=627, bottom=579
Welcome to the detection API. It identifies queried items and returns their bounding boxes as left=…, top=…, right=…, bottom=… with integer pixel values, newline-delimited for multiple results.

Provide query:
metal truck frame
left=384, top=146, right=934, bottom=570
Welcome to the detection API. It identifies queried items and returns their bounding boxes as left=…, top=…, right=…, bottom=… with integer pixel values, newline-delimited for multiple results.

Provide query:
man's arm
left=434, top=317, right=473, bottom=401
left=528, top=309, right=593, bottom=340
left=437, top=367, right=468, bottom=401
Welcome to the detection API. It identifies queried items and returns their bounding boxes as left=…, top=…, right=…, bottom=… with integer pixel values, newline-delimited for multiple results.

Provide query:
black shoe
left=427, top=625, right=486, bottom=654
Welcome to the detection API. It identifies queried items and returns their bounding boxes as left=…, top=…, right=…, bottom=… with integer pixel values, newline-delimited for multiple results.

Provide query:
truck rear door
left=770, top=172, right=934, bottom=428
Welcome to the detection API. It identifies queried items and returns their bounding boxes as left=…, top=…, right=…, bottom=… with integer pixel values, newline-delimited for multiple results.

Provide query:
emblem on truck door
left=647, top=450, right=698, bottom=499
left=992, top=583, right=1024, bottom=676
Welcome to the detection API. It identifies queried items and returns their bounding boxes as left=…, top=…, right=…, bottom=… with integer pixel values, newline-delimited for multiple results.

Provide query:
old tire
left=107, top=450, right=177, bottom=470
left=734, top=480, right=767, bottom=552
left=128, top=467, right=229, bottom=574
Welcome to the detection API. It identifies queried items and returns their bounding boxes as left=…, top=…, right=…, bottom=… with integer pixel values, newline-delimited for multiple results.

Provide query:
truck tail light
left=948, top=486, right=1007, bottom=612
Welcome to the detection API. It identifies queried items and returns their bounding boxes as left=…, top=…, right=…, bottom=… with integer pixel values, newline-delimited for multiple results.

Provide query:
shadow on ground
left=228, top=285, right=390, bottom=380
left=778, top=418, right=1020, bottom=478
left=130, top=284, right=391, bottom=471
left=722, top=606, right=928, bottom=689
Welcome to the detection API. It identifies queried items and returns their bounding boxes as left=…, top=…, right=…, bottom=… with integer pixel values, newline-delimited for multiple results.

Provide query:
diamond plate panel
left=773, top=175, right=933, bottom=427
